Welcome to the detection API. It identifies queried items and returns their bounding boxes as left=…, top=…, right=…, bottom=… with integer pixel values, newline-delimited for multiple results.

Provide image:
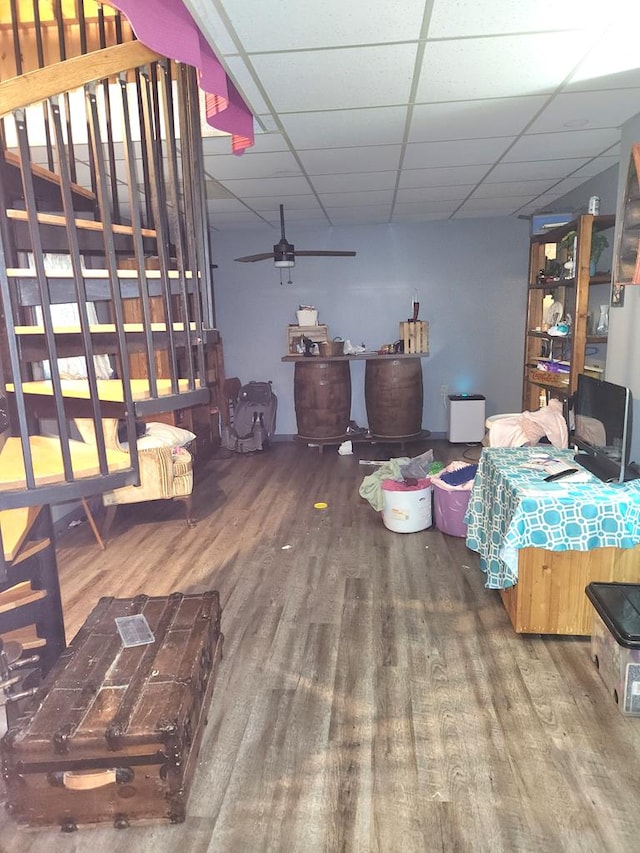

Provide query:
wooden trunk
left=0, top=591, right=223, bottom=831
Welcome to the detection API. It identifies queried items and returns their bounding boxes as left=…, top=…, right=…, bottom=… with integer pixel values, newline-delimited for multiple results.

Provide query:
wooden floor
left=2, top=438, right=640, bottom=852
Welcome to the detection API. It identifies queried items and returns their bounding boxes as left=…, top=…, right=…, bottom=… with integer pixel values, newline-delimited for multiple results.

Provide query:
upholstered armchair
left=74, top=418, right=195, bottom=543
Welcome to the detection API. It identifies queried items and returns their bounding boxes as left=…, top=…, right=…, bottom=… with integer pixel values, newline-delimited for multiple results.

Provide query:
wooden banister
left=0, top=41, right=160, bottom=117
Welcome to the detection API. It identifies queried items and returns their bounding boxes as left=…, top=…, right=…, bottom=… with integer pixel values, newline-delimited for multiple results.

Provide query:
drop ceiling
left=183, top=0, right=640, bottom=233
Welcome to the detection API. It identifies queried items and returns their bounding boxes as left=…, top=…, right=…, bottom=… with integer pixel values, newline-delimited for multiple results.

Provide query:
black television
left=572, top=374, right=633, bottom=483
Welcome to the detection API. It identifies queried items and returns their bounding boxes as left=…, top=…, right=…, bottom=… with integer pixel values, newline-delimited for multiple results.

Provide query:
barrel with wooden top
left=294, top=360, right=351, bottom=439
left=365, top=357, right=423, bottom=439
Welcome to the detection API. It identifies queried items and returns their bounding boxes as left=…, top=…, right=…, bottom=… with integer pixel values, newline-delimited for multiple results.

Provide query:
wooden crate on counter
left=400, top=320, right=428, bottom=354
left=287, top=324, right=329, bottom=354
left=529, top=367, right=570, bottom=388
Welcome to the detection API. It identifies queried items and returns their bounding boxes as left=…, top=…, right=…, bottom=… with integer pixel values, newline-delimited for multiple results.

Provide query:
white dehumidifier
left=448, top=394, right=486, bottom=443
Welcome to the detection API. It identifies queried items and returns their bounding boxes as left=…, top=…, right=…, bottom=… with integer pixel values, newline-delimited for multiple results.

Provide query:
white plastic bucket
left=381, top=480, right=432, bottom=533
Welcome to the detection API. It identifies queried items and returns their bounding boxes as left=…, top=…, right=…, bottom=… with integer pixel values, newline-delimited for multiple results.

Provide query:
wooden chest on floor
left=0, top=591, right=223, bottom=831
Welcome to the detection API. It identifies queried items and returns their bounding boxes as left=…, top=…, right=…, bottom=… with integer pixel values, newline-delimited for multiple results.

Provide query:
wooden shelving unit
left=522, top=213, right=615, bottom=412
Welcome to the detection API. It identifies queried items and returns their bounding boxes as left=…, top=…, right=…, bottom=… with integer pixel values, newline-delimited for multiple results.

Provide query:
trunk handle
left=63, top=769, right=117, bottom=790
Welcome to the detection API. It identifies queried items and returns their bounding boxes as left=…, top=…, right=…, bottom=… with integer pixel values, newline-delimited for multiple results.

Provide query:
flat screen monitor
left=572, top=374, right=633, bottom=483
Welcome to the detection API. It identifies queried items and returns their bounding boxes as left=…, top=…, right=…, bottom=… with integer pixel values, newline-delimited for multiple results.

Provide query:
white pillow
left=141, top=422, right=196, bottom=447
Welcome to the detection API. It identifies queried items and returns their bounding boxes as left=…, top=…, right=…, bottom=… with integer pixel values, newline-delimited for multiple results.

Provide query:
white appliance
left=448, top=394, right=486, bottom=443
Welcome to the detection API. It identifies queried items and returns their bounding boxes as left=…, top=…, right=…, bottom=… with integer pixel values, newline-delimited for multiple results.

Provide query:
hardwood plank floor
left=2, top=438, right=640, bottom=852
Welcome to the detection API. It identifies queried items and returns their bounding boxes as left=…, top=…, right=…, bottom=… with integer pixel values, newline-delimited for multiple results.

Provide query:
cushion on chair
left=142, top=422, right=196, bottom=447
left=102, top=445, right=193, bottom=506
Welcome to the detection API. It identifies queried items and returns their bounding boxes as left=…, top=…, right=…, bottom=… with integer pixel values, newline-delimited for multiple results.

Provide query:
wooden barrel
left=365, top=357, right=423, bottom=438
left=294, top=360, right=351, bottom=439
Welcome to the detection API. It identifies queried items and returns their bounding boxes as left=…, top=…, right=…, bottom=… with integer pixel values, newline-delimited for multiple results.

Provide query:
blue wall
left=211, top=216, right=530, bottom=437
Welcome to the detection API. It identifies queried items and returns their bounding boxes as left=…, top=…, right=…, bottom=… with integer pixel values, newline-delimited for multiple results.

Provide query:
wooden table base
left=499, top=543, right=640, bottom=635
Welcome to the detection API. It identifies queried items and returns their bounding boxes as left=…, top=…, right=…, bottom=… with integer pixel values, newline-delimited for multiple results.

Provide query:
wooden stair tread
left=0, top=435, right=131, bottom=492
left=6, top=208, right=157, bottom=238
left=6, top=268, right=195, bottom=279
left=0, top=581, right=46, bottom=614
left=0, top=624, right=46, bottom=650
left=8, top=538, right=51, bottom=567
left=3, top=150, right=95, bottom=202
left=15, top=322, right=198, bottom=335
left=0, top=506, right=43, bottom=562
left=7, top=378, right=195, bottom=402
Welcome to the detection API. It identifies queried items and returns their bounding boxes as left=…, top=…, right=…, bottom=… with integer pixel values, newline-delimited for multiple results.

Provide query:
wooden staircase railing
left=0, top=13, right=221, bottom=538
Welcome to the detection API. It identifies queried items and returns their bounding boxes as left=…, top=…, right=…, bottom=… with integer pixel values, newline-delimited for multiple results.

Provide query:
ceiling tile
left=281, top=106, right=408, bottom=149
left=528, top=89, right=640, bottom=134
left=567, top=19, right=640, bottom=91
left=471, top=179, right=559, bottom=198
left=311, top=172, right=398, bottom=193
left=271, top=209, right=331, bottom=223
left=300, top=145, right=402, bottom=175
left=517, top=194, right=574, bottom=215
left=214, top=0, right=427, bottom=51
left=396, top=185, right=476, bottom=202
left=207, top=198, right=254, bottom=212
left=415, top=32, right=599, bottom=102
left=409, top=96, right=548, bottom=143
left=242, top=195, right=322, bottom=212
left=204, top=179, right=236, bottom=199
left=427, top=0, right=600, bottom=38
left=218, top=176, right=312, bottom=196
left=317, top=189, right=395, bottom=207
left=393, top=208, right=458, bottom=221
left=541, top=176, right=599, bottom=197
left=485, top=158, right=590, bottom=182
left=455, top=196, right=532, bottom=214
left=203, top=150, right=302, bottom=180
left=323, top=205, right=392, bottom=223
left=398, top=164, right=489, bottom=187
left=403, top=137, right=514, bottom=169
left=250, top=44, right=418, bottom=112
left=393, top=200, right=459, bottom=216
left=208, top=210, right=268, bottom=228
left=504, top=128, right=621, bottom=162
left=570, top=155, right=620, bottom=178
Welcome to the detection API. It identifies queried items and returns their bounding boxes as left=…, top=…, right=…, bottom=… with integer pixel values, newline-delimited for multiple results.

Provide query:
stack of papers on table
left=521, top=455, right=592, bottom=484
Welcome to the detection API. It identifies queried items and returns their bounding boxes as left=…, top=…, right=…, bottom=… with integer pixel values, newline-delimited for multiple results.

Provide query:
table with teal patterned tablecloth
left=466, top=447, right=640, bottom=589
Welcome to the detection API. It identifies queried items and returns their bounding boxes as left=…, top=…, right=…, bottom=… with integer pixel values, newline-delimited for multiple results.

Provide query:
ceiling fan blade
left=235, top=203, right=356, bottom=265
left=234, top=252, right=275, bottom=263
left=294, top=250, right=357, bottom=257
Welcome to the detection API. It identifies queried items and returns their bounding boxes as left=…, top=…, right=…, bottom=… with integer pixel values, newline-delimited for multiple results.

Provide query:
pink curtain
left=108, top=0, right=254, bottom=154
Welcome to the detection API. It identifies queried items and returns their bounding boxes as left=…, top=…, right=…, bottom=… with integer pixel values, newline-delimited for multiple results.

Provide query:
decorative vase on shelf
left=597, top=305, right=609, bottom=334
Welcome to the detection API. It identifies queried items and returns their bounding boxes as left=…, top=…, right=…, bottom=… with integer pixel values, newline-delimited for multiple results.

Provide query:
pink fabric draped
left=108, top=0, right=254, bottom=154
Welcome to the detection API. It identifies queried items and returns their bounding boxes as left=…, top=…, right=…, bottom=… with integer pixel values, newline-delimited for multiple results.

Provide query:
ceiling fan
left=234, top=204, right=357, bottom=270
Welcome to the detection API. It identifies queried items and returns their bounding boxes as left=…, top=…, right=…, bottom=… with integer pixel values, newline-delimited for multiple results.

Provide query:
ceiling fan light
left=274, top=239, right=295, bottom=268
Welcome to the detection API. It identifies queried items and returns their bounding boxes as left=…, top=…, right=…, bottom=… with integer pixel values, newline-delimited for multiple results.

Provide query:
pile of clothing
left=486, top=398, right=568, bottom=449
